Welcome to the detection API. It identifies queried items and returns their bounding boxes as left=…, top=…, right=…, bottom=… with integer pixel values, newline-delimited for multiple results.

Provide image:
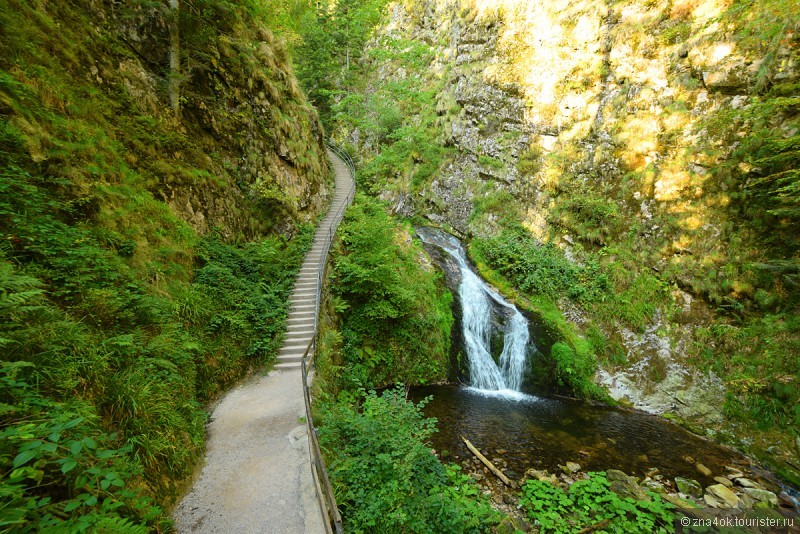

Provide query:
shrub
left=329, top=195, right=452, bottom=392
left=472, top=226, right=608, bottom=303
left=318, top=389, right=499, bottom=533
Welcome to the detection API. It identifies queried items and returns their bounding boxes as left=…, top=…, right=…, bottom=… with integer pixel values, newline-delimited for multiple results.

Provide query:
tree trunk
left=168, top=0, right=180, bottom=115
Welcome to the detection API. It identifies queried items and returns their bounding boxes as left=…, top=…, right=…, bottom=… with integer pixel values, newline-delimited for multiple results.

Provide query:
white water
left=418, top=229, right=530, bottom=393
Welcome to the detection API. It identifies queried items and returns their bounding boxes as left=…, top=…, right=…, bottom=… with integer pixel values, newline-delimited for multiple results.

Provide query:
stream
left=414, top=227, right=799, bottom=512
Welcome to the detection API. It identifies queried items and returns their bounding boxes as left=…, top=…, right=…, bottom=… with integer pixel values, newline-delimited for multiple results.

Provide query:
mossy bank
left=0, top=0, right=330, bottom=530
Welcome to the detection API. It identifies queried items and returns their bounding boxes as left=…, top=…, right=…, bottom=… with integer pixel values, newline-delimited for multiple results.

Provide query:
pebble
left=695, top=463, right=712, bottom=477
left=713, top=476, right=733, bottom=488
left=734, top=477, right=761, bottom=489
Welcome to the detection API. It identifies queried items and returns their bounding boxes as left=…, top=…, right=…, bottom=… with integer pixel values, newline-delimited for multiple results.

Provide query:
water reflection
left=410, top=385, right=751, bottom=485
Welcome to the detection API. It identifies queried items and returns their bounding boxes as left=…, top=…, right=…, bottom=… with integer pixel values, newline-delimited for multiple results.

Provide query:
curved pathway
left=173, top=150, right=355, bottom=533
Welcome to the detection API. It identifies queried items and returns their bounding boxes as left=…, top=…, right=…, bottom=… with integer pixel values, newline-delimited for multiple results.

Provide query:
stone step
left=277, top=347, right=306, bottom=358
left=287, top=318, right=315, bottom=328
left=277, top=355, right=306, bottom=364
left=292, top=286, right=317, bottom=294
left=293, top=285, right=317, bottom=292
left=278, top=340, right=314, bottom=354
left=274, top=362, right=302, bottom=370
left=288, top=309, right=315, bottom=316
left=284, top=330, right=313, bottom=340
left=287, top=312, right=315, bottom=321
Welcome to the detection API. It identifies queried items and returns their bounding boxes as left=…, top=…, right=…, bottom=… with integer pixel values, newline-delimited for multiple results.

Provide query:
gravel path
left=173, top=151, right=354, bottom=533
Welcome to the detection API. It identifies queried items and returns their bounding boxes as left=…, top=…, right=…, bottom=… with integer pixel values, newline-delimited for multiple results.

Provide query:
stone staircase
left=274, top=150, right=355, bottom=371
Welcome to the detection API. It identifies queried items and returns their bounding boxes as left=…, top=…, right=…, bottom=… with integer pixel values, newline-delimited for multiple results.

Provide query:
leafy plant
left=327, top=194, right=452, bottom=393
left=318, top=389, right=499, bottom=533
left=518, top=472, right=675, bottom=533
left=472, top=226, right=609, bottom=303
left=0, top=361, right=159, bottom=532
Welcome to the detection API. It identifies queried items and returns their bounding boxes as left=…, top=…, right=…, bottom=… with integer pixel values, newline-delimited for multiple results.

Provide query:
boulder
left=704, top=484, right=740, bottom=509
left=663, top=493, right=699, bottom=509
left=564, top=462, right=581, bottom=474
left=675, top=477, right=703, bottom=498
left=713, top=476, right=733, bottom=488
left=642, top=478, right=666, bottom=494
left=607, top=469, right=649, bottom=501
left=741, top=488, right=778, bottom=509
left=733, top=477, right=762, bottom=489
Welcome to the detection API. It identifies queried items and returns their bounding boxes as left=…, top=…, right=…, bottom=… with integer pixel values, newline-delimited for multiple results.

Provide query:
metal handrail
left=299, top=139, right=356, bottom=534
left=324, top=140, right=356, bottom=180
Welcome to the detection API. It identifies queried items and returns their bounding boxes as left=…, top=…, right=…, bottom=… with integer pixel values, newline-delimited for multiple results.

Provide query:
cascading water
left=417, top=228, right=530, bottom=393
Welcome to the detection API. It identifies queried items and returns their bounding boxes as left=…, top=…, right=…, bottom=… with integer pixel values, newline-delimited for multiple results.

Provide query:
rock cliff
left=332, top=0, right=799, bottom=477
left=1, top=0, right=331, bottom=240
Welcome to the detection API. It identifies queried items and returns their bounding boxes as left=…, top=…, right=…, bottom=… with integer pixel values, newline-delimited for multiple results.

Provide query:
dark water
left=410, top=385, right=752, bottom=487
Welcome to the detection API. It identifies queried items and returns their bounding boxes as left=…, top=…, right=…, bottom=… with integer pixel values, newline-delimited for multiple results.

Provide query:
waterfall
left=418, top=228, right=530, bottom=392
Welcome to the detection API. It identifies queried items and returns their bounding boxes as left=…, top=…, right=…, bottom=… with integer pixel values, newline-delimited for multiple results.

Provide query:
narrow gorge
left=1, top=0, right=798, bottom=532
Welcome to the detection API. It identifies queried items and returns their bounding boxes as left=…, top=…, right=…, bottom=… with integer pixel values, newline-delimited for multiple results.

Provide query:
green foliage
left=0, top=361, right=158, bottom=532
left=517, top=145, right=543, bottom=176
left=0, top=195, right=308, bottom=525
left=318, top=389, right=500, bottom=533
left=551, top=194, right=622, bottom=246
left=695, top=313, right=800, bottom=431
left=549, top=342, right=604, bottom=398
left=595, top=259, right=671, bottom=333
left=478, top=155, right=504, bottom=171
left=472, top=226, right=609, bottom=303
left=269, top=0, right=389, bottom=119
left=518, top=473, right=675, bottom=533
left=469, top=187, right=520, bottom=226
left=0, top=0, right=326, bottom=525
left=735, top=94, right=800, bottom=253
left=329, top=36, right=453, bottom=196
left=328, top=195, right=452, bottom=393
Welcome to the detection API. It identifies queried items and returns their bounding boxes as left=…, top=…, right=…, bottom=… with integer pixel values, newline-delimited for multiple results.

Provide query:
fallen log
left=461, top=435, right=514, bottom=488
left=577, top=518, right=612, bottom=533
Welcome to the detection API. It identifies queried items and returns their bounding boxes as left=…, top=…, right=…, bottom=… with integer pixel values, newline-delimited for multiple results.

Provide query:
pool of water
left=410, top=385, right=752, bottom=487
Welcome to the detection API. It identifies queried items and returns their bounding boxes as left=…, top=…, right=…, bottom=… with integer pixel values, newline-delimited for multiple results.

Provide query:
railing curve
left=300, top=139, right=356, bottom=534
